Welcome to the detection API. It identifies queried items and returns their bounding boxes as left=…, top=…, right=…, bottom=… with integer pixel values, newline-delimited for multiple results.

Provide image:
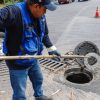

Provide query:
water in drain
left=64, top=68, right=93, bottom=84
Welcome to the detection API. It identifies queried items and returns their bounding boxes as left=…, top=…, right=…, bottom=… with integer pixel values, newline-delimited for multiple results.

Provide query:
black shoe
left=35, top=96, right=53, bottom=100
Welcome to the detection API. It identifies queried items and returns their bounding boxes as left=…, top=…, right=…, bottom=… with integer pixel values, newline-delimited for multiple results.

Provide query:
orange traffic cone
left=95, top=6, right=100, bottom=18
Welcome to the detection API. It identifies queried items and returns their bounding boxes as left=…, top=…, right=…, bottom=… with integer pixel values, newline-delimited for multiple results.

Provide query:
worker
left=0, top=0, right=60, bottom=100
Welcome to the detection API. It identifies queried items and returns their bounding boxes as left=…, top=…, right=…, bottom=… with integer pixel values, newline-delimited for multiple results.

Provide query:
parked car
left=58, top=0, right=74, bottom=4
left=78, top=0, right=88, bottom=2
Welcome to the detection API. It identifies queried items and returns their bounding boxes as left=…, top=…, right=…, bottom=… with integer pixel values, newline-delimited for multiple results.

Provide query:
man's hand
left=47, top=46, right=61, bottom=61
left=48, top=50, right=61, bottom=56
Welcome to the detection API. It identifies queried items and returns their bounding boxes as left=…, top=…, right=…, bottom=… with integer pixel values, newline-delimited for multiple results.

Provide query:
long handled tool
left=0, top=55, right=89, bottom=60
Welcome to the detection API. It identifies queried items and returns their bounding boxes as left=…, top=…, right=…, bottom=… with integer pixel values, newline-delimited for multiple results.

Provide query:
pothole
left=64, top=68, right=93, bottom=84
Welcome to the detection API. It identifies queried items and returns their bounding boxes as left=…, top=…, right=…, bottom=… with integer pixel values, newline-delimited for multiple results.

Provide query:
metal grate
left=0, top=61, right=10, bottom=85
left=0, top=59, right=67, bottom=80
left=0, top=58, right=67, bottom=87
left=39, top=58, right=67, bottom=72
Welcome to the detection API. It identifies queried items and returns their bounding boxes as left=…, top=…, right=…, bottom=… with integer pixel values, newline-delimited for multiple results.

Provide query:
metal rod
left=0, top=55, right=89, bottom=60
left=61, top=55, right=89, bottom=58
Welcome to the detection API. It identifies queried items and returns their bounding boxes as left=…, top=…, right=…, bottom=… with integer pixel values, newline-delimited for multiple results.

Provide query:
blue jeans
left=7, top=59, right=43, bottom=100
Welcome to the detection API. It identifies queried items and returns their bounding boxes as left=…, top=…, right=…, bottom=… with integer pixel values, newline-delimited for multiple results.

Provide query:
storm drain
left=64, top=68, right=93, bottom=84
left=0, top=61, right=9, bottom=82
left=0, top=58, right=67, bottom=82
left=0, top=61, right=10, bottom=92
left=39, top=58, right=67, bottom=72
left=0, top=58, right=67, bottom=87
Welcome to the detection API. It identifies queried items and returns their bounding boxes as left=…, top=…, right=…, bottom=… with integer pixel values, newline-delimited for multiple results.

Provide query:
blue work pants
left=7, top=59, right=43, bottom=100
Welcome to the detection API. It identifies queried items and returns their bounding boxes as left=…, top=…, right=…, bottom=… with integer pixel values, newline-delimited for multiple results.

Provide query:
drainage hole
left=65, top=68, right=93, bottom=84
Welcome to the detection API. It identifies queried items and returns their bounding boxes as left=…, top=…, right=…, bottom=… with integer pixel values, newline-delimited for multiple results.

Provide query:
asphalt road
left=46, top=0, right=92, bottom=44
left=45, top=0, right=100, bottom=55
left=46, top=0, right=100, bottom=96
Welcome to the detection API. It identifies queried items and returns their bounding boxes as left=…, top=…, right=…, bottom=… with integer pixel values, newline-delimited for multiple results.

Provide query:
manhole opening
left=64, top=68, right=93, bottom=84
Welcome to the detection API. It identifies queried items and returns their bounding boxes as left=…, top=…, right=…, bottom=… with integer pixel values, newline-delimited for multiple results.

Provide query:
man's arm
left=42, top=21, right=53, bottom=48
left=43, top=21, right=61, bottom=61
left=0, top=5, right=18, bottom=29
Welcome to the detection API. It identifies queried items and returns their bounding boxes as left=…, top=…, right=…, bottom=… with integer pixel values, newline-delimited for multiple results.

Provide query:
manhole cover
left=74, top=41, right=100, bottom=66
left=64, top=68, right=93, bottom=84
left=84, top=53, right=100, bottom=71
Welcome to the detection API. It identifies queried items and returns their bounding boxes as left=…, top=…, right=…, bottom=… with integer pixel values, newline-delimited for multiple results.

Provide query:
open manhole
left=64, top=68, right=93, bottom=84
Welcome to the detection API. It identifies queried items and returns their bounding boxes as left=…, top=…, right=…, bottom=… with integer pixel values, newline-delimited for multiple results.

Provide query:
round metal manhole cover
left=74, top=41, right=100, bottom=66
left=84, top=53, right=100, bottom=71
left=64, top=68, right=93, bottom=84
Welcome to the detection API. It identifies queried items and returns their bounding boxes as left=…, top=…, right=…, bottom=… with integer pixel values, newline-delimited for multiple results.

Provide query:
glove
left=48, top=50, right=61, bottom=61
left=48, top=50, right=61, bottom=56
left=47, top=46, right=61, bottom=61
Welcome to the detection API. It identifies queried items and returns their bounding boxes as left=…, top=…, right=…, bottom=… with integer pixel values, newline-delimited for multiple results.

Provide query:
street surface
left=1, top=0, right=100, bottom=99
left=46, top=0, right=90, bottom=44
left=45, top=0, right=100, bottom=54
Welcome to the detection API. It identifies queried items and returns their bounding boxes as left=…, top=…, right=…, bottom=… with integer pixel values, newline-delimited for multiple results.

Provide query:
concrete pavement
left=42, top=0, right=100, bottom=99
left=1, top=0, right=100, bottom=99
